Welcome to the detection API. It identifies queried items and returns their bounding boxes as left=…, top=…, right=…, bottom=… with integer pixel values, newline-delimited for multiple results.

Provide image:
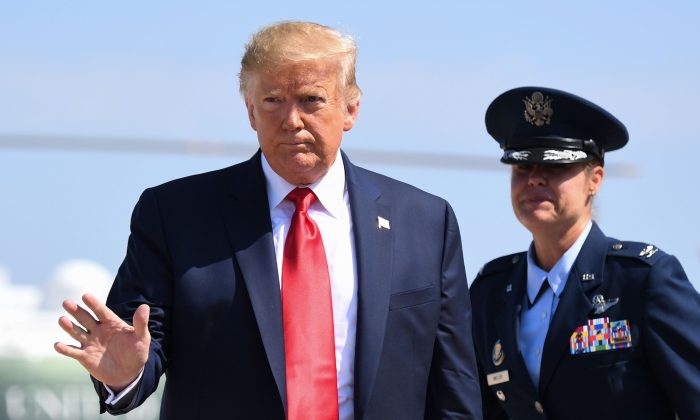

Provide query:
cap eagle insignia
left=523, top=91, right=553, bottom=126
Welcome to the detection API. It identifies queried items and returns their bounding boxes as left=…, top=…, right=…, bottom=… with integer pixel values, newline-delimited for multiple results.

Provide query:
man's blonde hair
left=239, top=21, right=361, bottom=103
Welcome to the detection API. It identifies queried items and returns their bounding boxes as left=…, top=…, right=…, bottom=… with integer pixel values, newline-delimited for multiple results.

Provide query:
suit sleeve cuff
left=104, top=367, right=145, bottom=405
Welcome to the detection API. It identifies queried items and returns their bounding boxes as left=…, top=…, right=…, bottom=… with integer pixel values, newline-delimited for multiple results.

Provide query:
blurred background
left=1, top=1, right=699, bottom=418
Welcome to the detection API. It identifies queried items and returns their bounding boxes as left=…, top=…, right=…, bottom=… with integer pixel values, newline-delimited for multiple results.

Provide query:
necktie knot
left=287, top=187, right=316, bottom=212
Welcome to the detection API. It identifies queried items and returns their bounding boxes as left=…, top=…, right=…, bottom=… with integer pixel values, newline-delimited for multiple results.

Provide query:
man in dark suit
left=470, top=87, right=700, bottom=419
left=54, top=21, right=482, bottom=419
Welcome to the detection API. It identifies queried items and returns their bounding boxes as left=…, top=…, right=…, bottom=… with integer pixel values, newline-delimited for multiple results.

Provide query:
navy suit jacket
left=96, top=151, right=482, bottom=419
left=470, top=223, right=700, bottom=420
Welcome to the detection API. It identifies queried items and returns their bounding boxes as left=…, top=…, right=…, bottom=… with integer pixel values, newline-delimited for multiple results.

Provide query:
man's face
left=244, top=60, right=359, bottom=185
left=510, top=163, right=603, bottom=235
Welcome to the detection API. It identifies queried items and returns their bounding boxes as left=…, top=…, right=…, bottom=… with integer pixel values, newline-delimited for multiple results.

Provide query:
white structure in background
left=0, top=263, right=162, bottom=419
left=0, top=260, right=112, bottom=358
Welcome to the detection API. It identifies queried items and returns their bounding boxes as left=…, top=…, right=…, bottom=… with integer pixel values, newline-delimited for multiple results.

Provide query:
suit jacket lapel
left=496, top=255, right=539, bottom=398
left=220, top=151, right=288, bottom=412
left=342, top=152, right=394, bottom=418
left=538, top=223, right=608, bottom=395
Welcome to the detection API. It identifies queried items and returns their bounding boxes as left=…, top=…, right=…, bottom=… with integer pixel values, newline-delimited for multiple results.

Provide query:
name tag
left=487, top=370, right=509, bottom=386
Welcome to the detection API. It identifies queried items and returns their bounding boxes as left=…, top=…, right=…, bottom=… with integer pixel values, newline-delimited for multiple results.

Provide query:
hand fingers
left=62, top=299, right=98, bottom=331
left=133, top=304, right=151, bottom=340
left=58, top=316, right=90, bottom=344
left=53, top=341, right=83, bottom=359
left=82, top=293, right=119, bottom=323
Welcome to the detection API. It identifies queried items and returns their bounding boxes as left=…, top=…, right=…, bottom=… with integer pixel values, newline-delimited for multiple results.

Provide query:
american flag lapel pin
left=377, top=216, right=390, bottom=230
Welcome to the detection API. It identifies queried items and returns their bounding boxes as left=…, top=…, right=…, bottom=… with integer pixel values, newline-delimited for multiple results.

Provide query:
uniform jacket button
left=534, top=400, right=544, bottom=413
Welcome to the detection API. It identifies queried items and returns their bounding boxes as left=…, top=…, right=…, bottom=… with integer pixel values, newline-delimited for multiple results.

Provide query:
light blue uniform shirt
left=518, top=221, right=592, bottom=388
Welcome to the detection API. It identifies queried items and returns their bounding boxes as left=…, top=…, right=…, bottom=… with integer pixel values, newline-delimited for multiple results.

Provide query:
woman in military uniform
left=470, top=86, right=700, bottom=419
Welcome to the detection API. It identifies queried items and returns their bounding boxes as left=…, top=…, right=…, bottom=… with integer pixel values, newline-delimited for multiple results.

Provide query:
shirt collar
left=526, top=220, right=593, bottom=303
left=261, top=150, right=347, bottom=218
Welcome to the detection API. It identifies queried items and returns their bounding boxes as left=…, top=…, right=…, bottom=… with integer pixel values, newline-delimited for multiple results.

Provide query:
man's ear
left=343, top=99, right=360, bottom=132
left=245, top=97, right=257, bottom=131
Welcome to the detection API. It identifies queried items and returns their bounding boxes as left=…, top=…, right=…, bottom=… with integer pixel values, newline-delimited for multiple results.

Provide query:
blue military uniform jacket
left=470, top=223, right=700, bottom=419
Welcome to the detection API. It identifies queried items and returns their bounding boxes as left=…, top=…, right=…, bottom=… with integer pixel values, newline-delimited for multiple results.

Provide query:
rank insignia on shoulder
left=570, top=317, right=632, bottom=354
left=639, top=244, right=658, bottom=258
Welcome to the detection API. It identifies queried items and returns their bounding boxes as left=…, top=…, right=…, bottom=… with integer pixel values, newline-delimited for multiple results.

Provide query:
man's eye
left=305, top=95, right=323, bottom=103
left=264, top=97, right=280, bottom=103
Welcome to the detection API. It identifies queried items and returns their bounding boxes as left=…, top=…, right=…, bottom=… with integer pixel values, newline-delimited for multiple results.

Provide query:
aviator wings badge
left=592, top=294, right=620, bottom=315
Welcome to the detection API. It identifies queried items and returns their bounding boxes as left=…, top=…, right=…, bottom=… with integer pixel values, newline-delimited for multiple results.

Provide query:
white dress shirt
left=263, top=151, right=358, bottom=420
left=108, top=152, right=358, bottom=420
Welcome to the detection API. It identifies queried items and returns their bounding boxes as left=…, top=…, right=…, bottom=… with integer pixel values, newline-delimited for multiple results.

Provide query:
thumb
left=133, top=304, right=151, bottom=341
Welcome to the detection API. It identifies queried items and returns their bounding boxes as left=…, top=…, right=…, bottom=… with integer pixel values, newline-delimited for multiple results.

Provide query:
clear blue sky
left=1, top=0, right=699, bottom=291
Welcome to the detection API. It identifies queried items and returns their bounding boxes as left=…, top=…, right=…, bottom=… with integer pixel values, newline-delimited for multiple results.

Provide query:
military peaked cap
left=486, top=86, right=628, bottom=164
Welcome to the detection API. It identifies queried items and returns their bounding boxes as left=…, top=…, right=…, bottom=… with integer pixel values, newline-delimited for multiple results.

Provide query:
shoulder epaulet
left=606, top=239, right=667, bottom=266
left=477, top=252, right=526, bottom=278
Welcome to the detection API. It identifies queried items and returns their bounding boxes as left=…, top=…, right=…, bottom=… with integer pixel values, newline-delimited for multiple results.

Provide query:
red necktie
left=282, top=188, right=338, bottom=420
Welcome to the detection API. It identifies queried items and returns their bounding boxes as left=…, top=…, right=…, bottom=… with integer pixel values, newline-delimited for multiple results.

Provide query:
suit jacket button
left=496, top=390, right=506, bottom=401
left=534, top=401, right=544, bottom=414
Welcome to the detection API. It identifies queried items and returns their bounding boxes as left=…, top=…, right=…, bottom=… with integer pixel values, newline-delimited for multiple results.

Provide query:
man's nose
left=282, top=103, right=304, bottom=130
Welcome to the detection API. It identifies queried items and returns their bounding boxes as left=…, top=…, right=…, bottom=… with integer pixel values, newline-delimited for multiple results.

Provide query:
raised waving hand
left=54, top=293, right=150, bottom=392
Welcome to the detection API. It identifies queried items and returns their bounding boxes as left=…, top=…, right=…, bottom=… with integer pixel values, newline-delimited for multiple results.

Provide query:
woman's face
left=510, top=162, right=604, bottom=235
